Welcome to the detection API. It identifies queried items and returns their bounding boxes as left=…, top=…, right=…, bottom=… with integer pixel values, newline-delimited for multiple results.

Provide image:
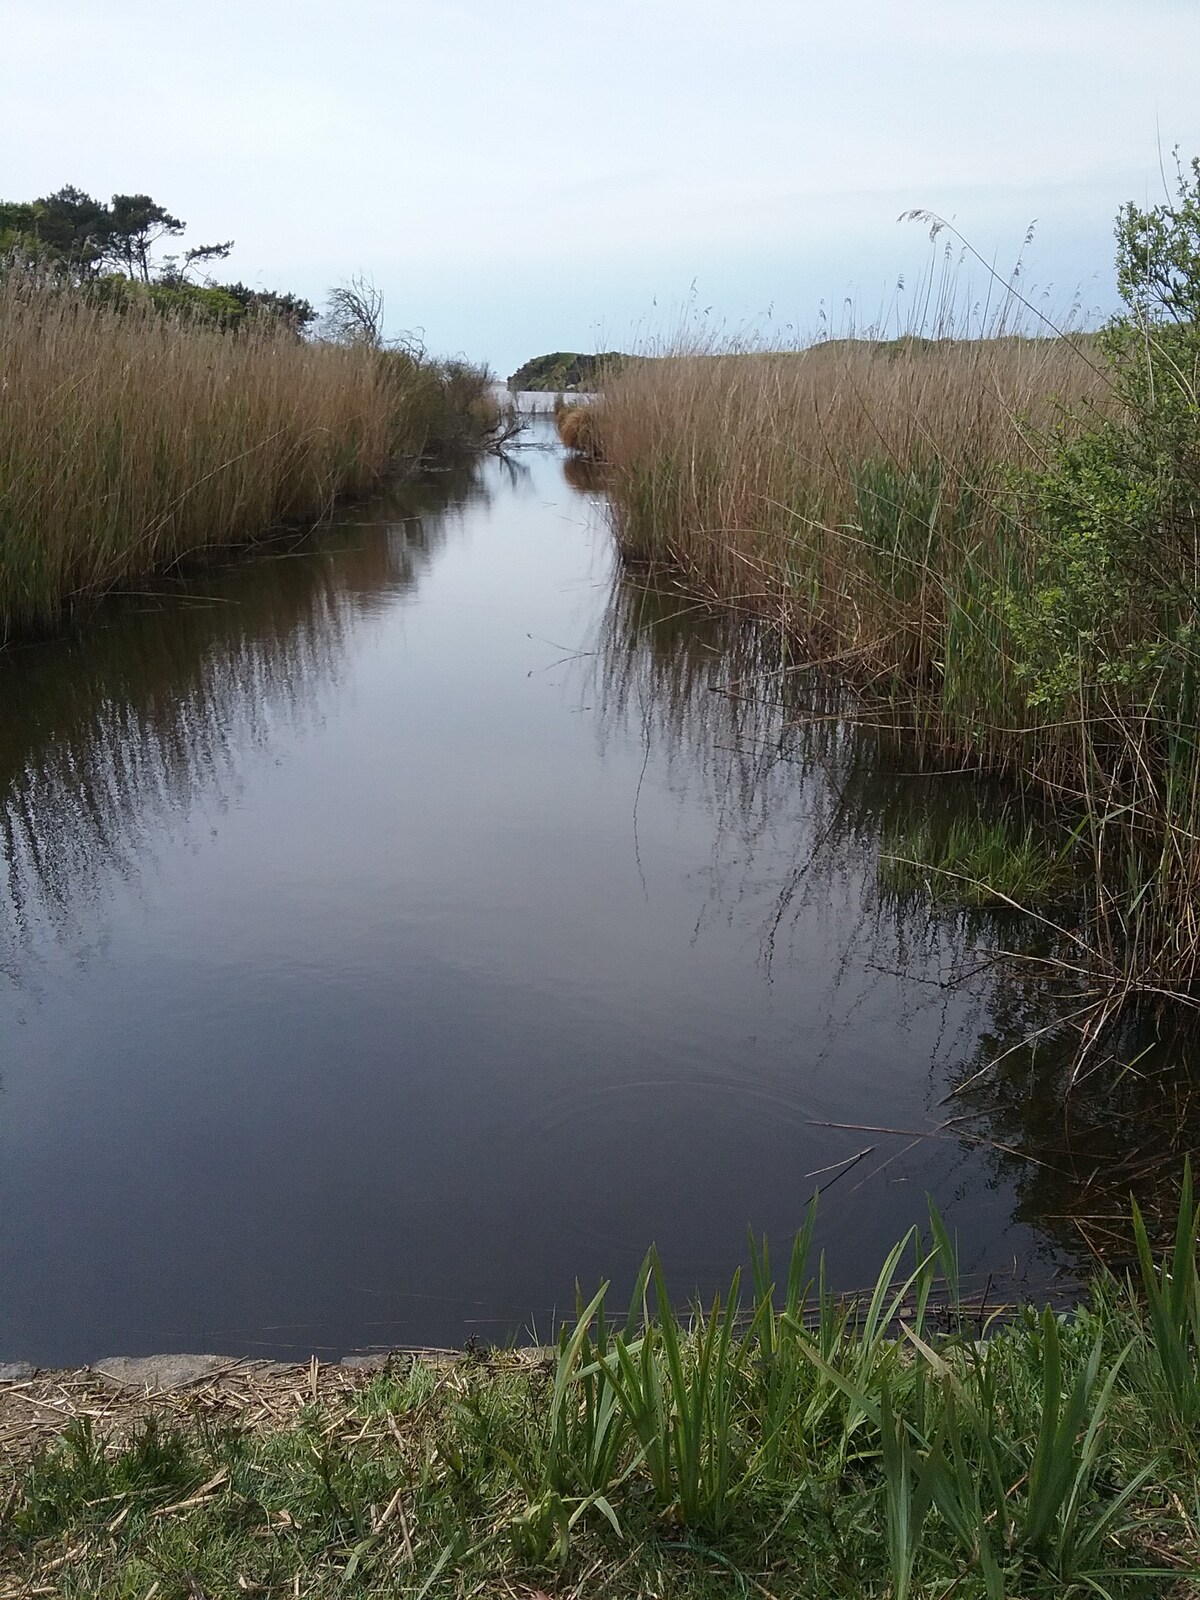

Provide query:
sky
left=5, top=0, right=1200, bottom=376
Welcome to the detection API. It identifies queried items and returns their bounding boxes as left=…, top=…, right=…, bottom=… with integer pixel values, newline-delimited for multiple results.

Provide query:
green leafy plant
left=1131, top=1158, right=1200, bottom=1436
left=605, top=1249, right=744, bottom=1531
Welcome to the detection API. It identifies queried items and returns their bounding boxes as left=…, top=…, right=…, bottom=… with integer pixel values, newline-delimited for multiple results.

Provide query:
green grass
left=879, top=811, right=1080, bottom=911
left=4, top=1180, right=1199, bottom=1597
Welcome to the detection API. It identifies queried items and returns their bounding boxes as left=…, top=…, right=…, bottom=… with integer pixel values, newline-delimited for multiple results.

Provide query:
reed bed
left=2, top=1182, right=1198, bottom=1597
left=599, top=332, right=1200, bottom=1011
left=600, top=336, right=1105, bottom=678
left=0, top=274, right=497, bottom=639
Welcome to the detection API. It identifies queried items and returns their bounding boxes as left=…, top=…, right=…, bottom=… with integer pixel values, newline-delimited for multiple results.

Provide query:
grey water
left=0, top=422, right=1076, bottom=1366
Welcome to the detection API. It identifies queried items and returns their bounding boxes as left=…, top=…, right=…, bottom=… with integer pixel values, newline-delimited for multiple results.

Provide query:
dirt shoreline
left=0, top=1348, right=522, bottom=1464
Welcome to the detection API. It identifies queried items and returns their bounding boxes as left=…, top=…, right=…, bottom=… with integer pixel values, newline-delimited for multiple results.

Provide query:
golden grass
left=601, top=336, right=1106, bottom=599
left=0, top=275, right=488, bottom=638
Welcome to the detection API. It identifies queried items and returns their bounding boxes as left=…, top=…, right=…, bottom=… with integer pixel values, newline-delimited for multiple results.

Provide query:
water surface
left=1, top=426, right=1101, bottom=1364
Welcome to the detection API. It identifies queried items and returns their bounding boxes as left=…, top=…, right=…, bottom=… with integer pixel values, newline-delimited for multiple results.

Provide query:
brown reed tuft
left=555, top=401, right=604, bottom=458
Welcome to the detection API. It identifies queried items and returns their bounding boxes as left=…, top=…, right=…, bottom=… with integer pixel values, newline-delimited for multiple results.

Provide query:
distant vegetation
left=597, top=158, right=1200, bottom=1016
left=0, top=184, right=316, bottom=330
left=0, top=186, right=509, bottom=640
left=510, top=341, right=1095, bottom=395
left=508, top=350, right=627, bottom=391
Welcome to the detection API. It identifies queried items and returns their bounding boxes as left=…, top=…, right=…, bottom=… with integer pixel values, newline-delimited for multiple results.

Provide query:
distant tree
left=106, top=194, right=185, bottom=281
left=323, top=276, right=386, bottom=347
left=0, top=187, right=111, bottom=276
left=223, top=282, right=317, bottom=334
left=146, top=281, right=246, bottom=325
left=0, top=200, right=39, bottom=257
left=39, top=187, right=113, bottom=273
left=1, top=183, right=315, bottom=337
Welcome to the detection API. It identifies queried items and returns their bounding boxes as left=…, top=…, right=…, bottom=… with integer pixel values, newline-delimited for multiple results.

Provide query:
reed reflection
left=590, top=569, right=972, bottom=979
left=0, top=464, right=483, bottom=978
left=945, top=990, right=1200, bottom=1264
left=589, top=554, right=1196, bottom=1264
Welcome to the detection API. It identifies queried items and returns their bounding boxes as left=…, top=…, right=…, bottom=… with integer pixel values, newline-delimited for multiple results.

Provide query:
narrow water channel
left=0, top=422, right=1120, bottom=1365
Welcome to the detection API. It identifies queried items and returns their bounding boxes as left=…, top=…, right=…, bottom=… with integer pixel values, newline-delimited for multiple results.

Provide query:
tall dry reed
left=0, top=275, right=485, bottom=638
left=598, top=337, right=1200, bottom=1009
left=602, top=337, right=1107, bottom=746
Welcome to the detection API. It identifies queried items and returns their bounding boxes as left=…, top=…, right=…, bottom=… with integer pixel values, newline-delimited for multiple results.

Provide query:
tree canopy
left=0, top=185, right=317, bottom=333
left=507, top=351, right=628, bottom=392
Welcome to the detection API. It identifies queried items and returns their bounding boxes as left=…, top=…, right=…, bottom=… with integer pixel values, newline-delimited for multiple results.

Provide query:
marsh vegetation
left=554, top=397, right=605, bottom=458
left=0, top=266, right=503, bottom=640
left=598, top=165, right=1200, bottom=1033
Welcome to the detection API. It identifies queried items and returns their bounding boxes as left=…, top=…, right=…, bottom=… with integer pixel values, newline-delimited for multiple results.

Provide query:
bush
left=1009, top=157, right=1200, bottom=711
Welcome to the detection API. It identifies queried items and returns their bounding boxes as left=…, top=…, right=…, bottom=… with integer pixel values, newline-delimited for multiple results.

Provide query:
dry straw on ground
left=0, top=1354, right=473, bottom=1467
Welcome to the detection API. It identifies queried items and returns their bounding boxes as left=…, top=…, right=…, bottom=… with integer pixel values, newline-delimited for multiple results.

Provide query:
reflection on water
left=0, top=466, right=481, bottom=984
left=594, top=572, right=1199, bottom=1269
left=592, top=577, right=983, bottom=989
left=0, top=425, right=1187, bottom=1365
left=561, top=455, right=608, bottom=494
left=946, top=987, right=1200, bottom=1264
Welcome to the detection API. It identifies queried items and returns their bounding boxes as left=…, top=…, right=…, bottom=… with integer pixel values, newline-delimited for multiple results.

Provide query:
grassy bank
left=3, top=1184, right=1198, bottom=1597
left=0, top=272, right=503, bottom=640
left=597, top=175, right=1200, bottom=1014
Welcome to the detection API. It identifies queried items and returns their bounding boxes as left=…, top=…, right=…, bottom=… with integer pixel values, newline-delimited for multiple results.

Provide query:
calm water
left=0, top=425, right=1099, bottom=1365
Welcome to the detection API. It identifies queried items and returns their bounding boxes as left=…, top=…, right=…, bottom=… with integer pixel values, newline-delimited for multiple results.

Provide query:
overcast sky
left=5, top=0, right=1199, bottom=374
